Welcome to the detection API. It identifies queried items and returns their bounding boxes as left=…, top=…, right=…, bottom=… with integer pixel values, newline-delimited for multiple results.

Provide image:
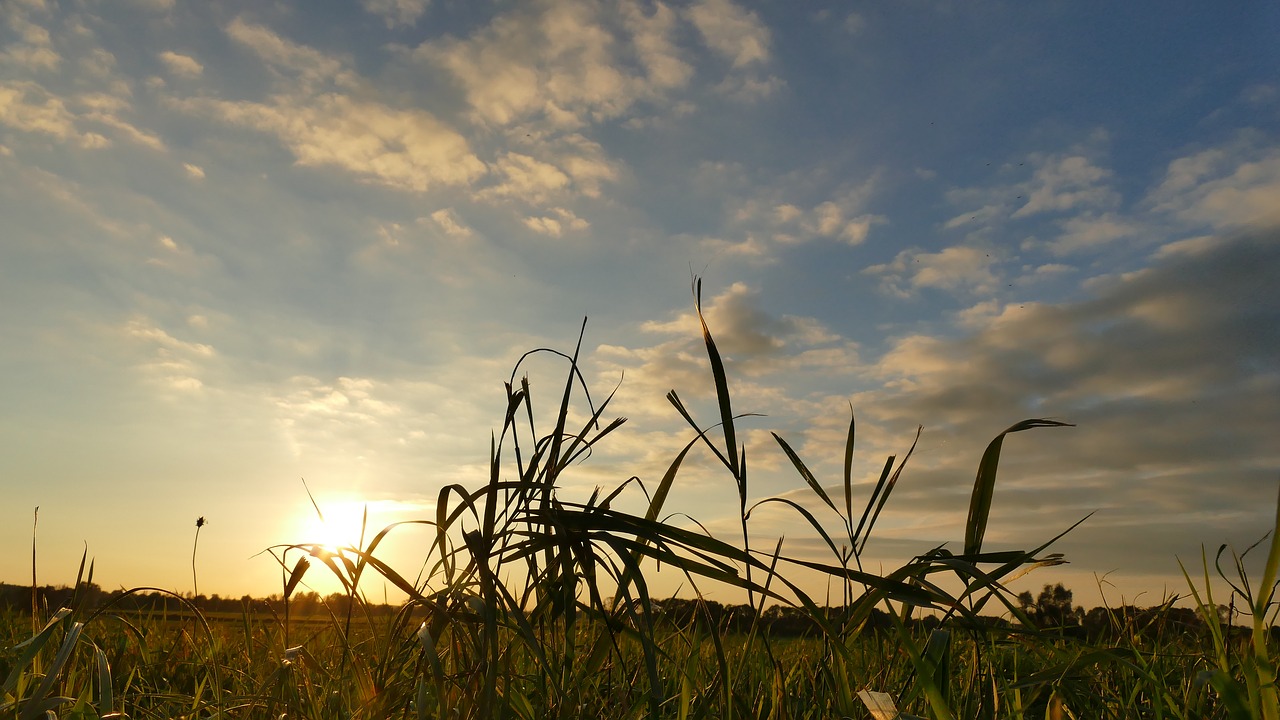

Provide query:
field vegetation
left=3, top=281, right=1278, bottom=719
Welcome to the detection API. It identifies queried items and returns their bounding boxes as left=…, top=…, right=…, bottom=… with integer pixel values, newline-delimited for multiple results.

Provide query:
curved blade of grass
left=94, top=642, right=113, bottom=715
left=747, top=497, right=843, bottom=563
left=843, top=406, right=856, bottom=534
left=545, top=316, right=588, bottom=481
left=1251, top=481, right=1280, bottom=720
left=283, top=556, right=309, bottom=598
left=858, top=427, right=922, bottom=556
left=21, top=621, right=83, bottom=720
left=772, top=433, right=837, bottom=514
left=3, top=609, right=71, bottom=694
left=852, top=454, right=895, bottom=554
left=693, top=276, right=740, bottom=481
left=964, top=419, right=1074, bottom=556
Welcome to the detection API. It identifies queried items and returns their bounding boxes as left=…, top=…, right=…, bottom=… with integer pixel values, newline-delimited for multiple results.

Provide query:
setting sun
left=296, top=499, right=374, bottom=554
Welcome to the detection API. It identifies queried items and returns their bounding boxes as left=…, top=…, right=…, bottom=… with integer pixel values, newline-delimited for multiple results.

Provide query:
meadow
left=4, top=281, right=1278, bottom=719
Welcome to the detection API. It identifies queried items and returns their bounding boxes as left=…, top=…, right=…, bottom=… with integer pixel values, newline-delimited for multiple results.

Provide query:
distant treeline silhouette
left=0, top=581, right=1247, bottom=642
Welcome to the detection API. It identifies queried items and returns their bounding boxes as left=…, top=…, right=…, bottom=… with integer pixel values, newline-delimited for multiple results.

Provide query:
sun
left=297, top=499, right=373, bottom=554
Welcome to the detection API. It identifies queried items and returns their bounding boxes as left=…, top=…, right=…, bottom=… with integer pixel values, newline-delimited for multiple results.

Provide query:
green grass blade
left=21, top=621, right=83, bottom=720
left=94, top=642, right=113, bottom=714
left=3, top=609, right=72, bottom=695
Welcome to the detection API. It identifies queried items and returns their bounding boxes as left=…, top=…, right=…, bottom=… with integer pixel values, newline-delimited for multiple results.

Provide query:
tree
left=1018, top=583, right=1083, bottom=628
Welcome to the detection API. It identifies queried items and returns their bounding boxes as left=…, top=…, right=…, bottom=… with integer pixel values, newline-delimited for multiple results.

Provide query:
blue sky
left=1, top=0, right=1277, bottom=609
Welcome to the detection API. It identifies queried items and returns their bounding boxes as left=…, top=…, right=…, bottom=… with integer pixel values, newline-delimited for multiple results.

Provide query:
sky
left=1, top=0, right=1278, bottom=612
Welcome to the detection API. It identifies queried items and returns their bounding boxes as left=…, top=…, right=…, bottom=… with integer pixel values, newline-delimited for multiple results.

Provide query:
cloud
left=175, top=19, right=483, bottom=194
left=1, top=12, right=60, bottom=71
left=522, top=207, right=589, bottom=237
left=686, top=0, right=770, bottom=68
left=706, top=174, right=884, bottom=262
left=77, top=92, right=165, bottom=150
left=480, top=134, right=618, bottom=203
left=944, top=138, right=1120, bottom=239
left=122, top=316, right=217, bottom=393
left=1042, top=212, right=1141, bottom=256
left=643, top=282, right=839, bottom=360
left=173, top=92, right=484, bottom=192
left=1011, top=153, right=1118, bottom=219
left=226, top=17, right=357, bottom=91
left=865, top=229, right=1279, bottom=436
left=182, top=162, right=204, bottom=179
left=428, top=208, right=474, bottom=238
left=487, top=152, right=570, bottom=200
left=1147, top=133, right=1280, bottom=231
left=0, top=78, right=163, bottom=149
left=361, top=0, right=430, bottom=28
left=158, top=50, right=203, bottom=78
left=0, top=81, right=108, bottom=147
left=163, top=18, right=485, bottom=192
left=770, top=199, right=883, bottom=246
left=715, top=228, right=1276, bottom=584
left=418, top=0, right=691, bottom=129
left=863, top=246, right=999, bottom=298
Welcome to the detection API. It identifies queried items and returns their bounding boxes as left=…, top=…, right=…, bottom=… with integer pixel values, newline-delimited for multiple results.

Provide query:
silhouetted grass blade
left=693, top=276, right=740, bottom=481
left=964, top=419, right=1074, bottom=556
left=772, top=432, right=837, bottom=514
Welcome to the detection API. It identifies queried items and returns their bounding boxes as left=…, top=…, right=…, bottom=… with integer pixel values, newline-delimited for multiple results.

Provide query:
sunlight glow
left=297, top=499, right=374, bottom=554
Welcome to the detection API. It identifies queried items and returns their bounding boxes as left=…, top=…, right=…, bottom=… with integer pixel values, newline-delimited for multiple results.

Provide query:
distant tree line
left=0, top=580, right=1249, bottom=642
left=0, top=583, right=401, bottom=618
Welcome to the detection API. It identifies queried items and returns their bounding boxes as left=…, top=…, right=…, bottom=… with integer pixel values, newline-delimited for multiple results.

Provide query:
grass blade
left=692, top=277, right=740, bottom=481
left=772, top=432, right=837, bottom=515
left=964, top=419, right=1073, bottom=556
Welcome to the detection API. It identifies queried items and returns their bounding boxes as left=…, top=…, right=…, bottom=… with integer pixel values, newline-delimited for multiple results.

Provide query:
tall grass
left=3, top=280, right=1276, bottom=718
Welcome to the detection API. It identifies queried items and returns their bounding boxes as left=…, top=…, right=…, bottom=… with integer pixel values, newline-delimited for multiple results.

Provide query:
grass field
left=4, top=282, right=1277, bottom=719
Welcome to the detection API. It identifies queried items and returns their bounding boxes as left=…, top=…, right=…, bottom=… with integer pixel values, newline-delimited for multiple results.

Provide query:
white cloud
left=420, top=0, right=691, bottom=129
left=0, top=81, right=108, bottom=147
left=173, top=93, right=485, bottom=192
left=623, top=1, right=693, bottom=89
left=77, top=92, right=165, bottom=151
left=182, top=162, right=205, bottom=179
left=158, top=50, right=203, bottom=78
left=480, top=134, right=619, bottom=203
left=522, top=207, right=588, bottom=237
left=1, top=13, right=60, bottom=71
left=1044, top=212, right=1141, bottom=256
left=226, top=17, right=356, bottom=91
left=686, top=0, right=770, bottom=68
left=168, top=18, right=484, bottom=192
left=864, top=246, right=999, bottom=298
left=122, top=316, right=216, bottom=394
left=726, top=176, right=884, bottom=255
left=428, top=208, right=473, bottom=238
left=1148, top=135, right=1280, bottom=231
left=698, top=233, right=774, bottom=263
left=361, top=0, right=430, bottom=28
left=1012, top=154, right=1118, bottom=219
left=488, top=152, right=570, bottom=201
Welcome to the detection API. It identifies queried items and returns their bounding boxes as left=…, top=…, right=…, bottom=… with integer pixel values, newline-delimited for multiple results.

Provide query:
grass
left=3, top=278, right=1277, bottom=719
